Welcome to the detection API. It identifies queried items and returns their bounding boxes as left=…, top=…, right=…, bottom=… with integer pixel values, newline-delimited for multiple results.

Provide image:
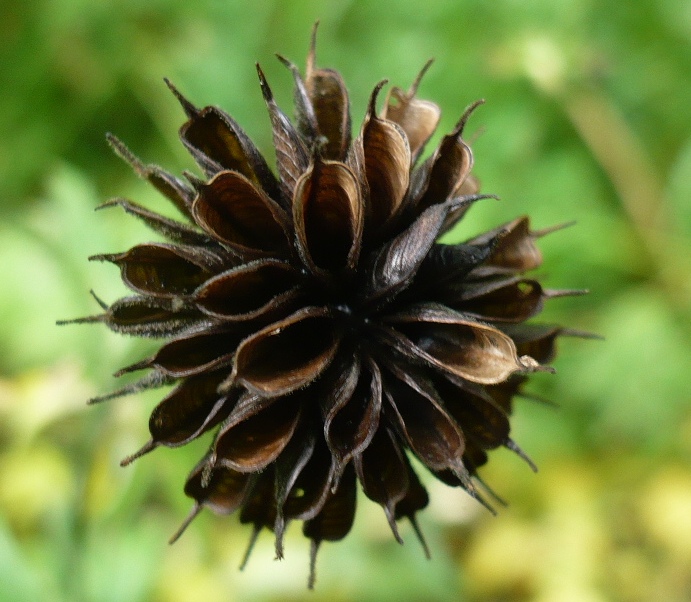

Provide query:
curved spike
left=56, top=314, right=103, bottom=326
left=533, top=220, right=577, bottom=238
left=163, top=77, right=199, bottom=118
left=106, top=133, right=146, bottom=174
left=504, top=438, right=538, bottom=473
left=385, top=508, right=404, bottom=545
left=559, top=328, right=605, bottom=340
left=274, top=516, right=287, bottom=560
left=307, top=538, right=320, bottom=590
left=453, top=98, right=485, bottom=136
left=120, top=439, right=157, bottom=467
left=239, top=524, right=262, bottom=571
left=457, top=192, right=499, bottom=204
left=544, top=288, right=590, bottom=299
left=468, top=488, right=497, bottom=516
left=168, top=504, right=202, bottom=544
left=87, top=252, right=115, bottom=263
left=105, top=134, right=195, bottom=218
left=408, top=514, right=431, bottom=559
left=275, top=53, right=295, bottom=70
left=255, top=63, right=273, bottom=103
left=516, top=390, right=559, bottom=408
left=89, top=289, right=109, bottom=310
left=88, top=370, right=173, bottom=405
left=88, top=389, right=125, bottom=405
left=95, top=198, right=123, bottom=211
left=113, top=357, right=153, bottom=378
left=86, top=370, right=175, bottom=405
left=409, top=58, right=435, bottom=95
left=367, top=79, right=389, bottom=116
left=96, top=198, right=214, bottom=247
left=306, top=21, right=320, bottom=75
left=451, top=460, right=497, bottom=516
left=473, top=474, right=508, bottom=507
left=276, top=53, right=319, bottom=141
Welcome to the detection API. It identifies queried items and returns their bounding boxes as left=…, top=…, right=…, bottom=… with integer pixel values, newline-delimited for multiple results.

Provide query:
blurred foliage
left=1, top=0, right=690, bottom=600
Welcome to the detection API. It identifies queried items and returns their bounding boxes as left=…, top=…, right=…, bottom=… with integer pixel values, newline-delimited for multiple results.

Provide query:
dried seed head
left=62, top=26, right=584, bottom=589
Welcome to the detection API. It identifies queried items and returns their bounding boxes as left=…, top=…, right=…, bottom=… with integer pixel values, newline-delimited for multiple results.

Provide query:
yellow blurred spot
left=0, top=446, right=73, bottom=531
left=607, top=548, right=655, bottom=602
left=0, top=362, right=90, bottom=444
left=157, top=552, right=235, bottom=602
left=522, top=36, right=566, bottom=94
left=640, top=466, right=691, bottom=559
left=464, top=460, right=610, bottom=600
left=83, top=441, right=135, bottom=518
left=464, top=518, right=543, bottom=594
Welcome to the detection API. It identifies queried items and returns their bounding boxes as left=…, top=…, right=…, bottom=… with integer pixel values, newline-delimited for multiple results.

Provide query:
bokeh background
left=1, top=1, right=690, bottom=600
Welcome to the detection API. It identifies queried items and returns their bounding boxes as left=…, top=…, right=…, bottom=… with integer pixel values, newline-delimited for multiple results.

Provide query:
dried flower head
left=62, top=25, right=585, bottom=587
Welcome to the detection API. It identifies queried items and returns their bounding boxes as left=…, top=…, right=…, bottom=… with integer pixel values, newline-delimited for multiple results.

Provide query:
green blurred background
left=1, top=1, right=689, bottom=600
